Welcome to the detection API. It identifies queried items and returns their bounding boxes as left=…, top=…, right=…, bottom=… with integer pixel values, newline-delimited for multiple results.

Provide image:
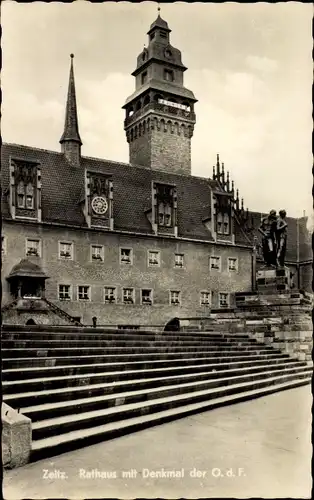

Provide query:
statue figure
left=258, top=209, right=277, bottom=267
left=276, top=209, right=287, bottom=267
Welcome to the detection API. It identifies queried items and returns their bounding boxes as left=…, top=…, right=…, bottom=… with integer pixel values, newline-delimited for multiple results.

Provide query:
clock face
left=91, top=196, right=108, bottom=215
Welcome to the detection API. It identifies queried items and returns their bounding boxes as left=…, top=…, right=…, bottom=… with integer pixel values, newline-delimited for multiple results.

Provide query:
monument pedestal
left=188, top=267, right=312, bottom=363
left=256, top=266, right=291, bottom=293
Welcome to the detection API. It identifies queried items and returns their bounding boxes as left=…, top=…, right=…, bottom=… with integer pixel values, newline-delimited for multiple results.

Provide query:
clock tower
left=123, top=14, right=197, bottom=176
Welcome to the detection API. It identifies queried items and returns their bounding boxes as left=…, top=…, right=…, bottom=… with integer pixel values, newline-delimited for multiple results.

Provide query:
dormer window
left=10, top=158, right=41, bottom=221
left=153, top=183, right=177, bottom=235
left=164, top=69, right=174, bottom=82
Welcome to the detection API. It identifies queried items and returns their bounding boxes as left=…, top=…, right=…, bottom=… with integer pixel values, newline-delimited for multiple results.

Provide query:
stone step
left=1, top=345, right=280, bottom=359
left=2, top=351, right=290, bottom=370
left=30, top=376, right=310, bottom=462
left=2, top=331, right=231, bottom=342
left=29, top=370, right=311, bottom=447
left=3, top=355, right=303, bottom=382
left=16, top=362, right=309, bottom=422
left=0, top=338, right=262, bottom=349
left=2, top=349, right=287, bottom=395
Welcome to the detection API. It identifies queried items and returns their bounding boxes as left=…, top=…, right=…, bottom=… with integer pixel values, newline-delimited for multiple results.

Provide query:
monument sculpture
left=276, top=209, right=287, bottom=267
left=258, top=209, right=287, bottom=268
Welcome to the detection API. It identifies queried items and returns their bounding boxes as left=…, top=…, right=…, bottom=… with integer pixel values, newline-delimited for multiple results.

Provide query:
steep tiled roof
left=2, top=143, right=310, bottom=261
left=1, top=143, right=216, bottom=241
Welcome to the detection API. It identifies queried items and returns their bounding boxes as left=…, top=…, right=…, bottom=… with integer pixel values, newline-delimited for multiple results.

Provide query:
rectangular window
left=228, top=257, right=238, bottom=272
left=120, top=248, right=133, bottom=265
left=223, top=214, right=230, bottom=235
left=104, top=287, right=117, bottom=304
left=141, top=289, right=153, bottom=305
left=78, top=285, right=90, bottom=301
left=210, top=256, right=221, bottom=270
left=175, top=253, right=184, bottom=268
left=219, top=292, right=229, bottom=308
left=59, top=241, right=73, bottom=260
left=141, top=71, right=147, bottom=85
left=148, top=250, right=160, bottom=267
left=17, top=182, right=25, bottom=208
left=164, top=69, right=174, bottom=82
left=217, top=213, right=230, bottom=235
left=170, top=290, right=181, bottom=306
left=123, top=288, right=135, bottom=305
left=2, top=236, right=6, bottom=255
left=91, top=245, right=104, bottom=262
left=200, top=291, right=211, bottom=306
left=26, top=238, right=41, bottom=257
left=217, top=213, right=223, bottom=234
left=59, top=284, right=72, bottom=301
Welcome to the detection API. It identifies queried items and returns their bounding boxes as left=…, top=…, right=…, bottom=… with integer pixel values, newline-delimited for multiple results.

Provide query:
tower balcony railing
left=124, top=102, right=196, bottom=127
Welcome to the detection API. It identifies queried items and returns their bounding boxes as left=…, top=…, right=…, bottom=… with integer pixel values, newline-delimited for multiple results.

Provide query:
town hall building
left=1, top=14, right=311, bottom=327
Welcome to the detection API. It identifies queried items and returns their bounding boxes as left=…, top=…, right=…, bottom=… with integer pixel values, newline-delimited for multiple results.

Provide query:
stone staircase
left=1, top=324, right=312, bottom=462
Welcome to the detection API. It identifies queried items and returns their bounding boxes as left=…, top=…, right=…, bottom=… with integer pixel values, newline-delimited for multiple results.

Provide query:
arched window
left=17, top=181, right=25, bottom=208
left=26, top=183, right=34, bottom=209
left=143, top=95, right=150, bottom=107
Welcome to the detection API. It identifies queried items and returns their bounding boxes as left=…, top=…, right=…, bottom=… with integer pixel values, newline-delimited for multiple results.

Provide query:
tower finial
left=157, top=2, right=161, bottom=14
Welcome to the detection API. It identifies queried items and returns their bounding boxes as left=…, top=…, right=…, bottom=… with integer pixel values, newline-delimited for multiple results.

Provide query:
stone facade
left=2, top=220, right=253, bottom=326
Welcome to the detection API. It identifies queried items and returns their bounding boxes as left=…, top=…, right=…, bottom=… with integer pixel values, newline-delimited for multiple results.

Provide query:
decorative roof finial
left=70, top=53, right=74, bottom=59
left=213, top=165, right=216, bottom=180
left=157, top=2, right=161, bottom=14
left=241, top=198, right=244, bottom=211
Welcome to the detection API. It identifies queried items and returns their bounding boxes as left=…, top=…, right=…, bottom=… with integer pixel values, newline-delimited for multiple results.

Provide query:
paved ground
left=3, top=385, right=312, bottom=499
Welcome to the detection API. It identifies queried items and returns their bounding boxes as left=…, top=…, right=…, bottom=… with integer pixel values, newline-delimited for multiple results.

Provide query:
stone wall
left=2, top=403, right=32, bottom=469
left=2, top=221, right=253, bottom=325
left=129, top=121, right=192, bottom=175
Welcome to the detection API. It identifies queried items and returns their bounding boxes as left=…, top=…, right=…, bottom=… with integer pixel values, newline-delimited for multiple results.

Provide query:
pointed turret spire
left=221, top=162, right=225, bottom=186
left=60, top=54, right=82, bottom=166
left=226, top=171, right=230, bottom=192
left=216, top=153, right=220, bottom=179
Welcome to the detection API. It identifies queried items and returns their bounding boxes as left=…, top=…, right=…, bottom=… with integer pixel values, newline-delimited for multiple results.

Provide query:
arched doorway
left=26, top=318, right=36, bottom=325
left=164, top=317, right=180, bottom=332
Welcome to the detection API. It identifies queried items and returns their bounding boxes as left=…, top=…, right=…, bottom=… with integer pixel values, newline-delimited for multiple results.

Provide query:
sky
left=2, top=1, right=313, bottom=219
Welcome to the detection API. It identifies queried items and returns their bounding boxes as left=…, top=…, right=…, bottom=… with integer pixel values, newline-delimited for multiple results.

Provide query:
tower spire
left=60, top=54, right=82, bottom=166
